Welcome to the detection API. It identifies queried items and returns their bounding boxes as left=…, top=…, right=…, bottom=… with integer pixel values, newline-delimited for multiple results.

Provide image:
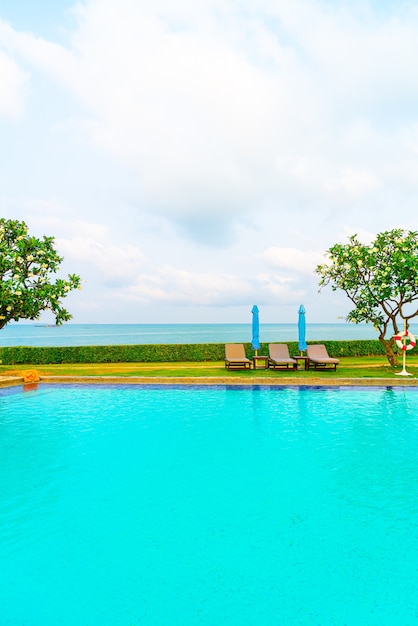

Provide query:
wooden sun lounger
left=307, top=345, right=339, bottom=371
left=268, top=344, right=297, bottom=370
left=225, top=344, right=252, bottom=370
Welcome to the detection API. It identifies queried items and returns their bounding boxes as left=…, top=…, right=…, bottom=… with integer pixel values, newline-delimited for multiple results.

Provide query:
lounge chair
left=268, top=344, right=297, bottom=370
left=307, top=345, right=340, bottom=371
left=225, top=344, right=252, bottom=370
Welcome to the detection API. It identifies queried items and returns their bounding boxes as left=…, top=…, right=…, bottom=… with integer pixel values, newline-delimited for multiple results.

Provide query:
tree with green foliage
left=316, top=229, right=418, bottom=366
left=0, top=218, right=81, bottom=329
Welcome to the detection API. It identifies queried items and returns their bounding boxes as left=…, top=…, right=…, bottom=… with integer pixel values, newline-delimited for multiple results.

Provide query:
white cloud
left=324, top=167, right=381, bottom=195
left=260, top=247, right=323, bottom=275
left=1, top=0, right=418, bottom=322
left=6, top=0, right=418, bottom=236
left=56, top=235, right=145, bottom=287
left=30, top=215, right=109, bottom=241
left=0, top=48, right=27, bottom=118
left=125, top=266, right=253, bottom=306
left=0, top=19, right=77, bottom=85
left=256, top=271, right=306, bottom=299
left=53, top=223, right=314, bottom=309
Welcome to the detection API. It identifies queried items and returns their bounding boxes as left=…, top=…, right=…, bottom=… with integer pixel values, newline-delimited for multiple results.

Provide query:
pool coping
left=1, top=374, right=418, bottom=387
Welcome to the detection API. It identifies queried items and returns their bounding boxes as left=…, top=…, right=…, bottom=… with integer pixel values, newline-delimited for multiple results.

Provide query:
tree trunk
left=379, top=335, right=399, bottom=366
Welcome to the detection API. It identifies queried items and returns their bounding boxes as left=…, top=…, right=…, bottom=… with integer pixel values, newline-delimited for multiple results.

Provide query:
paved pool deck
left=1, top=375, right=418, bottom=387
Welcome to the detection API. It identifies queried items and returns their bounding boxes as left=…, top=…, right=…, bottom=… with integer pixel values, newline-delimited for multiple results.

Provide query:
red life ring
left=394, top=330, right=416, bottom=351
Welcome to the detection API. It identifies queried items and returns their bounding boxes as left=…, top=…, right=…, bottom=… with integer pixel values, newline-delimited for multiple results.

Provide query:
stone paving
left=1, top=375, right=418, bottom=387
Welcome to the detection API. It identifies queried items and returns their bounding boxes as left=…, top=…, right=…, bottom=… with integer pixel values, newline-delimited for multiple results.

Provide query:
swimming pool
left=1, top=384, right=417, bottom=625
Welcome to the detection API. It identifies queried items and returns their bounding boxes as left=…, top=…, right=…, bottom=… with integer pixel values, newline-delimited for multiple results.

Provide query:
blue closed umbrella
left=251, top=305, right=261, bottom=354
left=298, top=304, right=307, bottom=353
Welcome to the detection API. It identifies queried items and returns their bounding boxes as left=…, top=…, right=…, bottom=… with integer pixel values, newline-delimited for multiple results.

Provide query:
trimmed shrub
left=0, top=340, right=386, bottom=365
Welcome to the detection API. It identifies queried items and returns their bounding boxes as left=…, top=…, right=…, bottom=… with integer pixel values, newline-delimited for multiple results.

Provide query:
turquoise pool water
left=1, top=384, right=417, bottom=625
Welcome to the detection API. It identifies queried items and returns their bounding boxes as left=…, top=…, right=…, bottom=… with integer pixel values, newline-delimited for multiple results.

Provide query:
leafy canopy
left=316, top=229, right=418, bottom=339
left=0, top=218, right=81, bottom=329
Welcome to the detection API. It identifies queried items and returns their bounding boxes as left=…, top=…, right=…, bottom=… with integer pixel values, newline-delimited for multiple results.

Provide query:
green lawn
left=2, top=355, right=418, bottom=379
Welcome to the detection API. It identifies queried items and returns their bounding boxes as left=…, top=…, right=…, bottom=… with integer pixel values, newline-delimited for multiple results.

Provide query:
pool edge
left=33, top=375, right=418, bottom=387
left=1, top=374, right=418, bottom=388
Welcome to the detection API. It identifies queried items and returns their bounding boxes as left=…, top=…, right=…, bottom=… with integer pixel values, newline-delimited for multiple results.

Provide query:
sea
left=0, top=322, right=410, bottom=347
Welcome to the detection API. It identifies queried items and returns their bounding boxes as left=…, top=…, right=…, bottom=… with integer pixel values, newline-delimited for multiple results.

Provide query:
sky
left=1, top=0, right=418, bottom=325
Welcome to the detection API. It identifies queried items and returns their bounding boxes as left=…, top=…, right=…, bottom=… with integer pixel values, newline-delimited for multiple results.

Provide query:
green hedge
left=0, top=340, right=386, bottom=365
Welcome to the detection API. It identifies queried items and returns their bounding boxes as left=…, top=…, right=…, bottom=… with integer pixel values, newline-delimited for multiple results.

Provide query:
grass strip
left=2, top=356, right=418, bottom=380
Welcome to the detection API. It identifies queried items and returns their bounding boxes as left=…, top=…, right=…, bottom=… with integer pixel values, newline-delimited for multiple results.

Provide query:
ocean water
left=0, top=322, right=404, bottom=347
left=1, top=384, right=417, bottom=625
